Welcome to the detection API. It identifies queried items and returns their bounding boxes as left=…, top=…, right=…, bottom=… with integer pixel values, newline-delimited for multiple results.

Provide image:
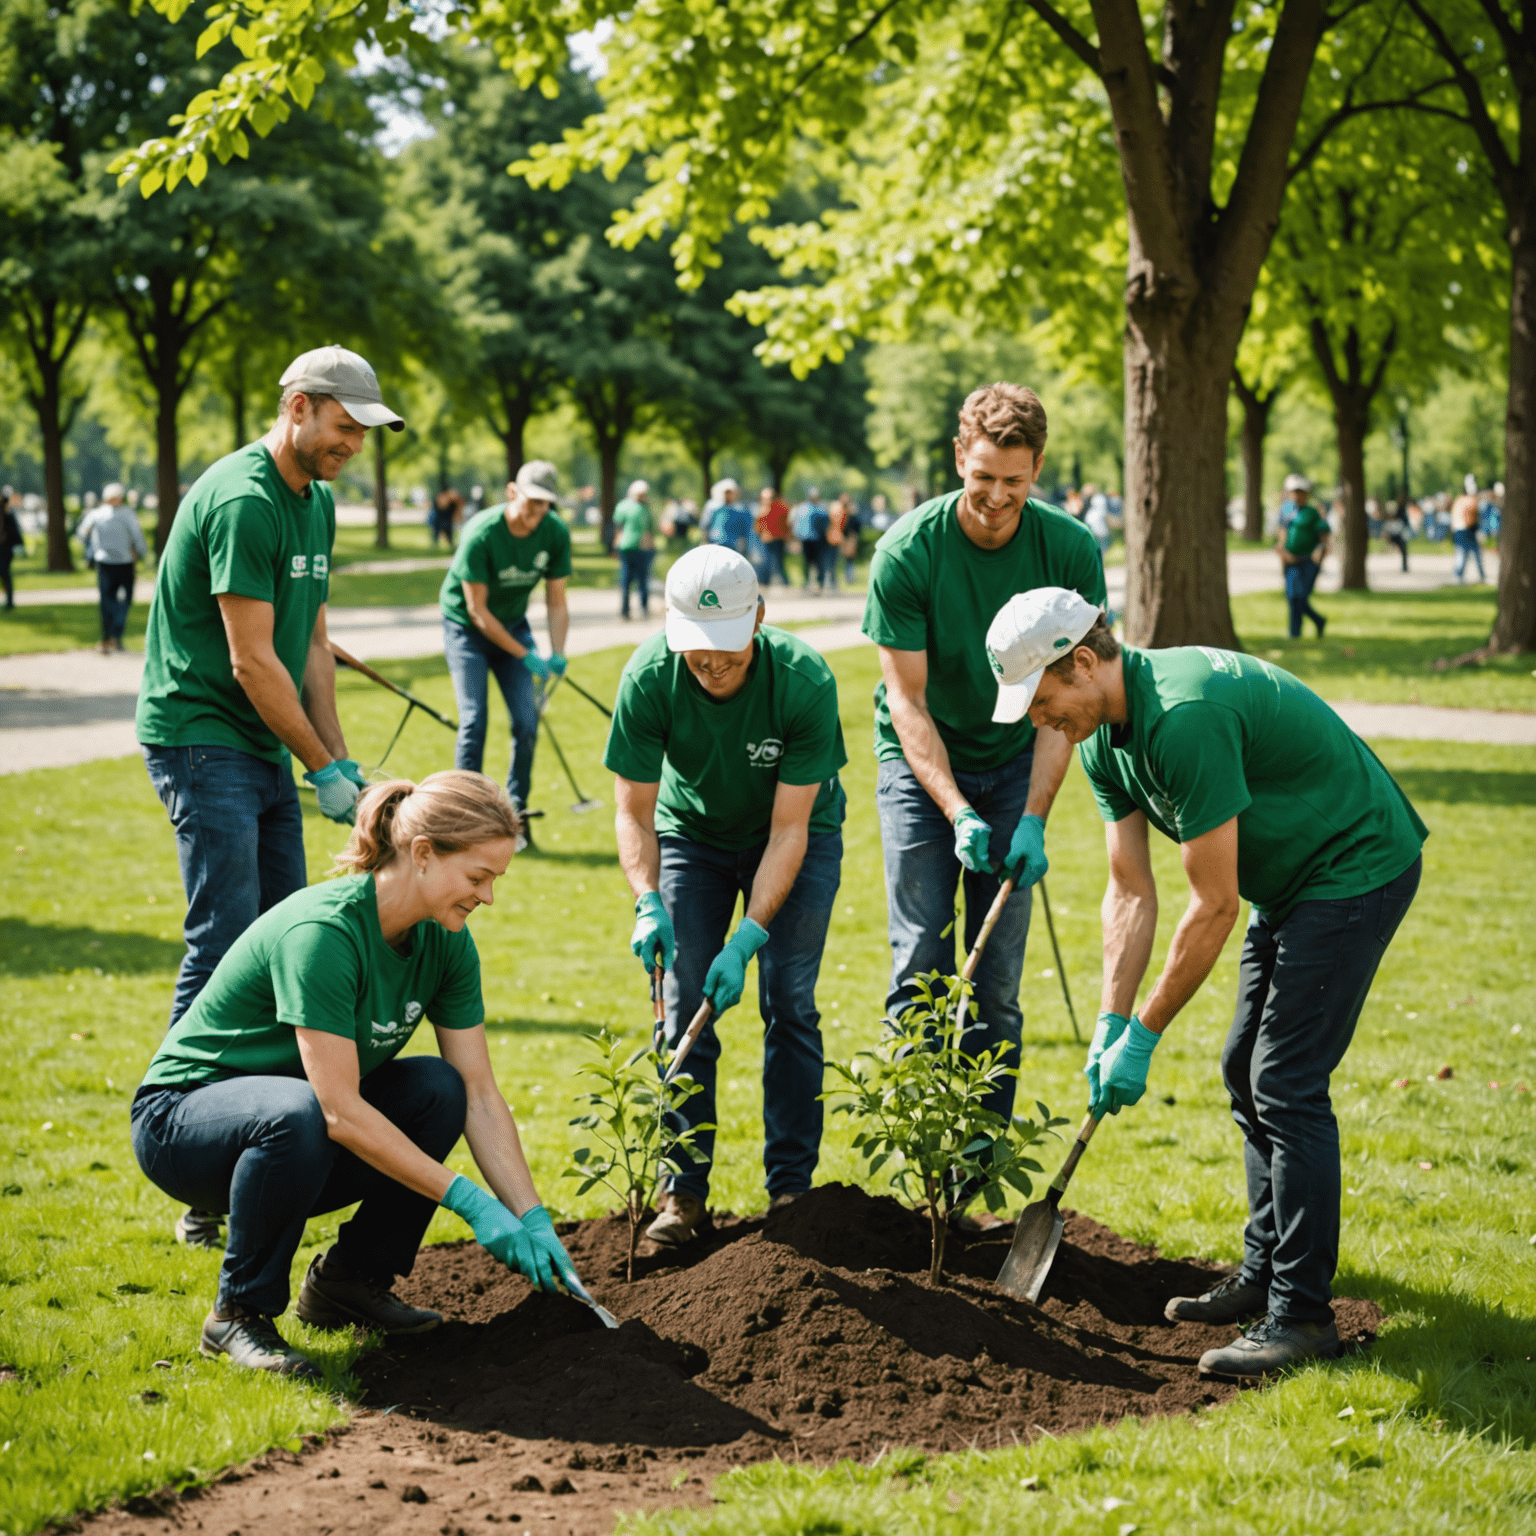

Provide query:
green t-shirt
left=439, top=505, right=573, bottom=629
left=140, top=875, right=484, bottom=1089
left=1285, top=503, right=1326, bottom=560
left=862, top=491, right=1107, bottom=772
left=135, top=443, right=334, bottom=762
left=1077, top=646, right=1428, bottom=920
left=603, top=626, right=848, bottom=851
left=612, top=497, right=653, bottom=551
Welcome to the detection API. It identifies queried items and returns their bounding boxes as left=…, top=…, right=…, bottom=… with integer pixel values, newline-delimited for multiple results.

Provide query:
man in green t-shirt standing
left=986, top=587, right=1426, bottom=1379
left=1277, top=472, right=1329, bottom=639
left=861, top=383, right=1105, bottom=1213
left=439, top=461, right=572, bottom=826
left=136, top=345, right=404, bottom=1249
left=604, top=546, right=847, bottom=1246
left=613, top=478, right=656, bottom=620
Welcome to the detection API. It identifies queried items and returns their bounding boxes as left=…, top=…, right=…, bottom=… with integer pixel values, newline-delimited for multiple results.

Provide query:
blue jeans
left=142, top=745, right=307, bottom=1028
left=876, top=747, right=1035, bottom=1123
left=131, top=1056, right=466, bottom=1315
left=1453, top=528, right=1484, bottom=581
left=619, top=547, right=655, bottom=617
left=658, top=830, right=843, bottom=1202
left=1223, top=856, right=1421, bottom=1324
left=442, top=617, right=541, bottom=807
left=96, top=561, right=134, bottom=641
left=1284, top=559, right=1324, bottom=637
left=756, top=541, right=788, bottom=586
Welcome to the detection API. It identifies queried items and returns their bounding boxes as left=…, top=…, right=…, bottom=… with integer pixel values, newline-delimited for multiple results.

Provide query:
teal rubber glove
left=1003, top=813, right=1049, bottom=887
left=522, top=649, right=551, bottom=681
left=631, top=891, right=676, bottom=971
left=549, top=653, right=568, bottom=676
left=440, top=1175, right=559, bottom=1293
left=702, top=918, right=769, bottom=1012
left=1090, top=1016, right=1160, bottom=1118
left=1083, top=1010, right=1131, bottom=1103
left=519, top=1204, right=577, bottom=1291
left=303, top=761, right=360, bottom=824
left=953, top=807, right=993, bottom=873
left=336, top=758, right=368, bottom=792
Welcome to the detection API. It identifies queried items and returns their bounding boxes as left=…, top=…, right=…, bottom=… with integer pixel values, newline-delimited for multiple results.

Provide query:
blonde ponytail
left=335, top=770, right=520, bottom=874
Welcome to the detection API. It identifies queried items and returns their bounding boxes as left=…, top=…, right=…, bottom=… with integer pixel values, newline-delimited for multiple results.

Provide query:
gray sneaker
left=1198, top=1313, right=1340, bottom=1379
left=645, top=1190, right=707, bottom=1247
left=200, top=1308, right=322, bottom=1380
left=175, top=1208, right=224, bottom=1250
left=296, top=1254, right=443, bottom=1335
left=1164, top=1272, right=1268, bottom=1324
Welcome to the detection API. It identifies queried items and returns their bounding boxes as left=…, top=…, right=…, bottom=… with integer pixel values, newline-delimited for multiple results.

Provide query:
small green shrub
left=565, top=1027, right=713, bottom=1280
left=824, top=972, right=1066, bottom=1284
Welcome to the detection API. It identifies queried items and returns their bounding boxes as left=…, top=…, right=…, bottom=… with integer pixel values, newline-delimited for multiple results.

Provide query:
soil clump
left=79, top=1183, right=1380, bottom=1535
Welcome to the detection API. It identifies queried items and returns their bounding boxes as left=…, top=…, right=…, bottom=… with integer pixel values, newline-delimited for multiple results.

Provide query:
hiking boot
left=200, top=1308, right=322, bottom=1380
left=175, top=1208, right=224, bottom=1250
left=1164, top=1272, right=1268, bottom=1324
left=296, top=1253, right=442, bottom=1335
left=1198, top=1314, right=1340, bottom=1380
left=645, top=1190, right=707, bottom=1247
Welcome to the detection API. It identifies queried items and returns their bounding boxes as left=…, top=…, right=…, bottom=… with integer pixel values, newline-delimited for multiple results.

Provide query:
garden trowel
left=565, top=1272, right=619, bottom=1329
left=996, top=1112, right=1100, bottom=1303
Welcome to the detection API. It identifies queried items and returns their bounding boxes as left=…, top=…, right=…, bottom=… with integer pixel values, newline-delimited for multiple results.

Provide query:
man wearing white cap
left=604, top=546, right=847, bottom=1245
left=987, top=587, right=1426, bottom=1379
left=1276, top=472, right=1328, bottom=639
left=439, top=461, right=571, bottom=829
left=861, top=383, right=1105, bottom=1220
left=137, top=345, right=405, bottom=1248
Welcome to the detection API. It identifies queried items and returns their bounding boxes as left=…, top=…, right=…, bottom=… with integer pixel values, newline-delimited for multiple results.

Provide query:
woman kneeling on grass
left=130, top=770, right=577, bottom=1380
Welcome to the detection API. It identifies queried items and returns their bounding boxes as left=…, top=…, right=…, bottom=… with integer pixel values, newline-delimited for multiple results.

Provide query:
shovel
left=564, top=1272, right=619, bottom=1330
left=951, top=875, right=1015, bottom=1035
left=996, top=1112, right=1100, bottom=1303
left=662, top=999, right=715, bottom=1086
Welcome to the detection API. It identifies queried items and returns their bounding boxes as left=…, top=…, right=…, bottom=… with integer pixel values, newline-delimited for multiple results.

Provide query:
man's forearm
left=1138, top=896, right=1239, bottom=1033
left=547, top=596, right=569, bottom=656
left=470, top=605, right=529, bottom=657
left=744, top=823, right=809, bottom=929
left=616, top=812, right=662, bottom=898
left=301, top=642, right=348, bottom=761
left=234, top=654, right=333, bottom=771
left=889, top=691, right=967, bottom=821
left=1101, top=880, right=1157, bottom=1014
left=1023, top=725, right=1072, bottom=821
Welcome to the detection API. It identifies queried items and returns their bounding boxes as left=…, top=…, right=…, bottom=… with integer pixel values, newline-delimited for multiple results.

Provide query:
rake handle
left=662, top=1000, right=715, bottom=1085
left=960, top=875, right=1016, bottom=982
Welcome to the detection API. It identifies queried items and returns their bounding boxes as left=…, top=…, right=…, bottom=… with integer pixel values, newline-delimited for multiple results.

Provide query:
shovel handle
left=1049, top=1112, right=1100, bottom=1201
left=650, top=965, right=666, bottom=1048
left=960, top=875, right=1016, bottom=983
left=662, top=999, right=715, bottom=1085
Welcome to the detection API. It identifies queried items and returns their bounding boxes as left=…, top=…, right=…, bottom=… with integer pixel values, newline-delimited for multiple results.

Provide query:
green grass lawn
left=1, top=614, right=1534, bottom=1530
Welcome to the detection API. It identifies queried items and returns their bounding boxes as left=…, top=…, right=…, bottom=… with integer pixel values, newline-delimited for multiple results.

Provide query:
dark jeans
left=1223, top=856, right=1421, bottom=1324
left=96, top=561, right=135, bottom=641
left=619, top=547, right=655, bottom=617
left=757, top=540, right=788, bottom=586
left=442, top=617, right=541, bottom=807
left=2, top=550, right=15, bottom=609
left=1453, top=528, right=1485, bottom=581
left=800, top=538, right=826, bottom=589
left=1387, top=533, right=1409, bottom=572
left=131, top=1056, right=466, bottom=1315
left=658, top=830, right=843, bottom=1202
left=142, top=745, right=307, bottom=1028
left=1284, top=559, right=1324, bottom=637
left=875, top=747, right=1035, bottom=1123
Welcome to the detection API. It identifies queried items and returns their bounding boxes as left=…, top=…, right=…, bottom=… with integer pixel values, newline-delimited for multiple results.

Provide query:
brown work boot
left=296, top=1252, right=442, bottom=1335
left=645, top=1190, right=707, bottom=1247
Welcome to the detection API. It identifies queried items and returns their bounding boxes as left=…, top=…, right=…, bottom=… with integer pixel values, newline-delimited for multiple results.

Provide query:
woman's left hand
left=518, top=1205, right=577, bottom=1292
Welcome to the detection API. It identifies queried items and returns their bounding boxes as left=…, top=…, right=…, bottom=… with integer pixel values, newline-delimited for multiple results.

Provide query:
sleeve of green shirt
left=1070, top=532, right=1109, bottom=607
left=861, top=542, right=930, bottom=650
left=1078, top=740, right=1141, bottom=825
left=427, top=929, right=484, bottom=1030
left=270, top=921, right=364, bottom=1040
left=777, top=672, right=848, bottom=786
left=603, top=662, right=669, bottom=782
left=1147, top=703, right=1253, bottom=841
left=547, top=519, right=573, bottom=580
left=206, top=498, right=280, bottom=603
left=446, top=526, right=481, bottom=588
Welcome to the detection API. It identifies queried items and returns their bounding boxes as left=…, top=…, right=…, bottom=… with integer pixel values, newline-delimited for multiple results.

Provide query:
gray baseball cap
left=514, top=460, right=559, bottom=504
left=280, top=346, right=404, bottom=432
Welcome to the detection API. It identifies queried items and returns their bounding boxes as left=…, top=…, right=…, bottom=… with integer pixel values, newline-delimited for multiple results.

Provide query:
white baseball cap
left=1282, top=472, right=1312, bottom=494
left=984, top=588, right=1104, bottom=723
left=514, top=460, right=559, bottom=504
left=665, top=546, right=760, bottom=652
left=280, top=346, right=404, bottom=431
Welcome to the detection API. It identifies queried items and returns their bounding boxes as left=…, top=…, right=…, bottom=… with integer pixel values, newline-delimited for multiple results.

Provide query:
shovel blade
left=996, top=1196, right=1064, bottom=1304
left=570, top=798, right=603, bottom=814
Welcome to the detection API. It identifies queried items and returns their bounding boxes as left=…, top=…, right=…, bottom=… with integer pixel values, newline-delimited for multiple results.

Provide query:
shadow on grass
left=1338, top=1271, right=1536, bottom=1447
left=1389, top=767, right=1536, bottom=807
left=0, top=917, right=184, bottom=976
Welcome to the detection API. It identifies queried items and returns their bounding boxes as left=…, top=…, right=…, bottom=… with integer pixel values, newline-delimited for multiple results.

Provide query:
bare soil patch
left=77, top=1184, right=1380, bottom=1536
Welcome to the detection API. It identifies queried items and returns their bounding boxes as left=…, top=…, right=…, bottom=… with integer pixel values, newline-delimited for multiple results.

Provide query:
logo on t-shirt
left=1196, top=646, right=1239, bottom=676
left=290, top=555, right=308, bottom=579
left=405, top=1001, right=423, bottom=1025
left=534, top=550, right=549, bottom=571
left=497, top=565, right=538, bottom=586
left=370, top=1016, right=416, bottom=1048
left=747, top=738, right=783, bottom=766
left=311, top=554, right=329, bottom=581
left=699, top=588, right=721, bottom=609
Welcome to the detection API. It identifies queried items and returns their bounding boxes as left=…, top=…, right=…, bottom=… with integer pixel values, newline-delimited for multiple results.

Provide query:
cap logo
left=1053, top=636, right=1071, bottom=649
left=698, top=589, right=721, bottom=609
left=987, top=649, right=1004, bottom=677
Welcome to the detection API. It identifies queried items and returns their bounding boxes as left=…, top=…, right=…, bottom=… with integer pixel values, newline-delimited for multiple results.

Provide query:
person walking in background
left=794, top=487, right=831, bottom=592
left=1, top=489, right=23, bottom=611
left=1381, top=503, right=1410, bottom=573
left=835, top=492, right=862, bottom=586
left=78, top=483, right=148, bottom=652
left=613, top=478, right=657, bottom=620
left=705, top=478, right=753, bottom=556
left=1275, top=473, right=1328, bottom=640
left=755, top=486, right=790, bottom=586
left=1452, top=486, right=1485, bottom=583
left=668, top=497, right=698, bottom=552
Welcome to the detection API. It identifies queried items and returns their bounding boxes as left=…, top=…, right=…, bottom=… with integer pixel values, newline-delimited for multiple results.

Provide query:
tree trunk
left=598, top=432, right=619, bottom=553
left=36, top=366, right=74, bottom=574
left=766, top=447, right=794, bottom=495
left=374, top=429, right=390, bottom=551
left=1232, top=373, right=1277, bottom=543
left=1493, top=229, right=1536, bottom=651
left=154, top=387, right=180, bottom=554
left=1334, top=398, right=1371, bottom=591
left=1122, top=322, right=1242, bottom=648
left=230, top=374, right=247, bottom=454
left=927, top=1187, right=947, bottom=1287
